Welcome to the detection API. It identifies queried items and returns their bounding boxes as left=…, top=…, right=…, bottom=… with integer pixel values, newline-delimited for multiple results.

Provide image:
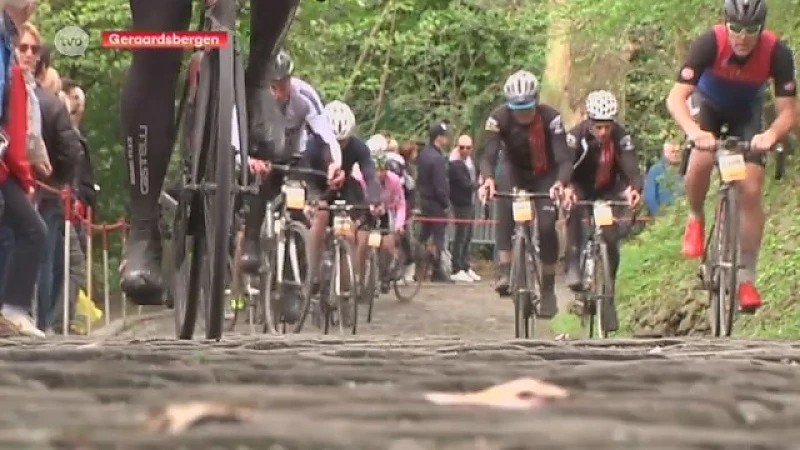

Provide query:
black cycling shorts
left=688, top=91, right=766, bottom=166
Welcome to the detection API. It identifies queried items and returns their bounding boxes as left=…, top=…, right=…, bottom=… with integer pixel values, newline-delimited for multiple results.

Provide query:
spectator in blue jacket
left=449, top=134, right=479, bottom=283
left=416, top=121, right=451, bottom=282
left=644, top=141, right=683, bottom=216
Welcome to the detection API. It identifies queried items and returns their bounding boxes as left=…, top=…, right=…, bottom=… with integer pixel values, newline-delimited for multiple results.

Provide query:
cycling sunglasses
left=726, top=22, right=761, bottom=35
left=17, top=43, right=40, bottom=54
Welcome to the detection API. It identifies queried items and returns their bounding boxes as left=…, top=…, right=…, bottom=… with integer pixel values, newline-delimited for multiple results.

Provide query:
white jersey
left=283, top=77, right=342, bottom=165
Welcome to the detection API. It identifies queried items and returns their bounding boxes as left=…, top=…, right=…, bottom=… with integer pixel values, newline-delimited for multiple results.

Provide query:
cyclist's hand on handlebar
left=549, top=181, right=566, bottom=202
left=370, top=203, right=385, bottom=215
left=624, top=186, right=641, bottom=207
left=562, top=185, right=576, bottom=209
left=751, top=130, right=777, bottom=153
left=248, top=159, right=271, bottom=175
left=327, top=163, right=345, bottom=188
left=479, top=178, right=496, bottom=202
left=688, top=130, right=716, bottom=151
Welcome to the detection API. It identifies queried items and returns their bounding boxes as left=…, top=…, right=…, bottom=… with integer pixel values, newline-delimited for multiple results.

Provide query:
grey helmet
left=268, top=50, right=294, bottom=81
left=723, top=0, right=767, bottom=25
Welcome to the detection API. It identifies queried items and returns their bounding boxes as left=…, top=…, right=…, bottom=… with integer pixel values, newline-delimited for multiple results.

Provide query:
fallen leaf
left=144, top=401, right=255, bottom=434
left=425, top=378, right=568, bottom=410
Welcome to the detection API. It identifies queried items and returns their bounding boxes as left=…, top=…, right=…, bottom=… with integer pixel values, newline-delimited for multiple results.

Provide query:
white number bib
left=368, top=231, right=382, bottom=248
left=284, top=185, right=306, bottom=210
left=512, top=198, right=533, bottom=222
left=718, top=152, right=746, bottom=182
left=593, top=201, right=614, bottom=226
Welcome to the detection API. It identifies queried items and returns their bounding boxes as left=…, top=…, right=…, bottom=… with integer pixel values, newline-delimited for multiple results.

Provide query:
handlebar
left=494, top=191, right=553, bottom=199
left=270, top=164, right=328, bottom=178
left=570, top=200, right=630, bottom=207
left=316, top=202, right=372, bottom=213
left=683, top=138, right=751, bottom=153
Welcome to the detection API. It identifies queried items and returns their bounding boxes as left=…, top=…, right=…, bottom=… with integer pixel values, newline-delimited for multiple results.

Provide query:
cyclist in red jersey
left=665, top=0, right=796, bottom=313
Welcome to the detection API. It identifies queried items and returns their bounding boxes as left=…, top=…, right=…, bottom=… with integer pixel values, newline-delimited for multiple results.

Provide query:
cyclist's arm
left=768, top=41, right=798, bottom=141
left=479, top=110, right=503, bottom=180
left=616, top=128, right=643, bottom=192
left=358, top=141, right=382, bottom=203
left=544, top=108, right=573, bottom=184
left=306, top=112, right=342, bottom=167
left=666, top=30, right=716, bottom=136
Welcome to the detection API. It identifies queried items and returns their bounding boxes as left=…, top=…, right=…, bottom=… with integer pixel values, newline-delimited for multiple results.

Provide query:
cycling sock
left=739, top=250, right=758, bottom=283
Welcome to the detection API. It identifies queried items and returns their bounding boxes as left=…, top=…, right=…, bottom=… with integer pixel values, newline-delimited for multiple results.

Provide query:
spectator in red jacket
left=0, top=5, right=46, bottom=337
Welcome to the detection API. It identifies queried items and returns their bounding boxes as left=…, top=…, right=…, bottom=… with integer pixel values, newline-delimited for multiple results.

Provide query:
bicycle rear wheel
left=510, top=235, right=532, bottom=338
left=393, top=238, right=425, bottom=302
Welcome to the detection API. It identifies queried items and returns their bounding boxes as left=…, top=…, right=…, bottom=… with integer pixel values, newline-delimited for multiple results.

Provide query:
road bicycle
left=170, top=0, right=253, bottom=340
left=689, top=137, right=752, bottom=337
left=568, top=199, right=629, bottom=339
left=253, top=162, right=327, bottom=335
left=494, top=189, right=554, bottom=338
left=314, top=198, right=371, bottom=334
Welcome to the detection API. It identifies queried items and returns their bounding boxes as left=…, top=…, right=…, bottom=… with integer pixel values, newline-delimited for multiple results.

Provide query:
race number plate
left=718, top=152, right=746, bottom=182
left=284, top=185, right=306, bottom=210
left=333, top=216, right=353, bottom=236
left=593, top=201, right=614, bottom=226
left=512, top=198, right=533, bottom=222
left=368, top=231, right=382, bottom=248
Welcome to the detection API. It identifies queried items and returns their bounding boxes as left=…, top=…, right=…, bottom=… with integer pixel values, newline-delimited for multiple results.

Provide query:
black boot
left=240, top=236, right=261, bottom=275
left=538, top=273, right=558, bottom=318
left=120, top=221, right=164, bottom=305
left=495, top=263, right=510, bottom=296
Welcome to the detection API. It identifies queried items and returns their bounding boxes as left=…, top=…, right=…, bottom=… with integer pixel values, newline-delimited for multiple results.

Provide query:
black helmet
left=268, top=50, right=294, bottom=81
left=723, top=0, right=767, bottom=25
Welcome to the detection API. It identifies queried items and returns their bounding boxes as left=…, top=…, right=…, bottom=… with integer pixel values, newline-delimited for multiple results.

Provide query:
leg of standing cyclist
left=121, top=0, right=301, bottom=302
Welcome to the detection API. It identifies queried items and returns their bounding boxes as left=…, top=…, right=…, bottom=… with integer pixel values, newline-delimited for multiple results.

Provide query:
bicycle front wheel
left=364, top=249, right=380, bottom=323
left=197, top=45, right=235, bottom=341
left=510, top=234, right=532, bottom=338
left=593, top=244, right=614, bottom=339
left=716, top=189, right=739, bottom=337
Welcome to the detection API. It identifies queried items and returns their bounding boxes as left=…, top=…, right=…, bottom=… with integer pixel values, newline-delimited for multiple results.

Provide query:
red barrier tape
left=33, top=180, right=652, bottom=250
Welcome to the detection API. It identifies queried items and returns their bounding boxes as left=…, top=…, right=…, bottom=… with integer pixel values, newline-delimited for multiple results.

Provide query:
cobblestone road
left=4, top=282, right=800, bottom=448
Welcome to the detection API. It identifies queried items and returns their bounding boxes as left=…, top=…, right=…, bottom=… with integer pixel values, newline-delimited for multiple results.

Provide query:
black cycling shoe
left=495, top=263, right=510, bottom=297
left=240, top=238, right=261, bottom=275
left=120, top=222, right=164, bottom=305
left=537, top=274, right=558, bottom=318
left=281, top=288, right=303, bottom=324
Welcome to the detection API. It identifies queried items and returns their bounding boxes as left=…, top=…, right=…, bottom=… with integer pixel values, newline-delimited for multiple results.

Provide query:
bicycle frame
left=691, top=137, right=751, bottom=337
left=495, top=189, right=552, bottom=338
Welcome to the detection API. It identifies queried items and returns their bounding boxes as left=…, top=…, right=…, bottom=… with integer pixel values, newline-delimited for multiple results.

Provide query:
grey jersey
left=282, top=77, right=342, bottom=165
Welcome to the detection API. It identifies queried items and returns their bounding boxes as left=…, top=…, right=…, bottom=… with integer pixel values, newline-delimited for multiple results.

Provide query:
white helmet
left=324, top=100, right=356, bottom=139
left=585, top=90, right=618, bottom=121
left=503, top=70, right=540, bottom=108
left=366, top=134, right=388, bottom=155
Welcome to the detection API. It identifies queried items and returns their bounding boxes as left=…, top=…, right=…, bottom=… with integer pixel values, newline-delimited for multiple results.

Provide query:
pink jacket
left=353, top=170, right=406, bottom=230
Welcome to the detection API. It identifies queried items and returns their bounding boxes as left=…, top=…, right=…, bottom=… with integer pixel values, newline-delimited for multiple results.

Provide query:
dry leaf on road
left=425, top=378, right=568, bottom=410
left=144, top=401, right=254, bottom=434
